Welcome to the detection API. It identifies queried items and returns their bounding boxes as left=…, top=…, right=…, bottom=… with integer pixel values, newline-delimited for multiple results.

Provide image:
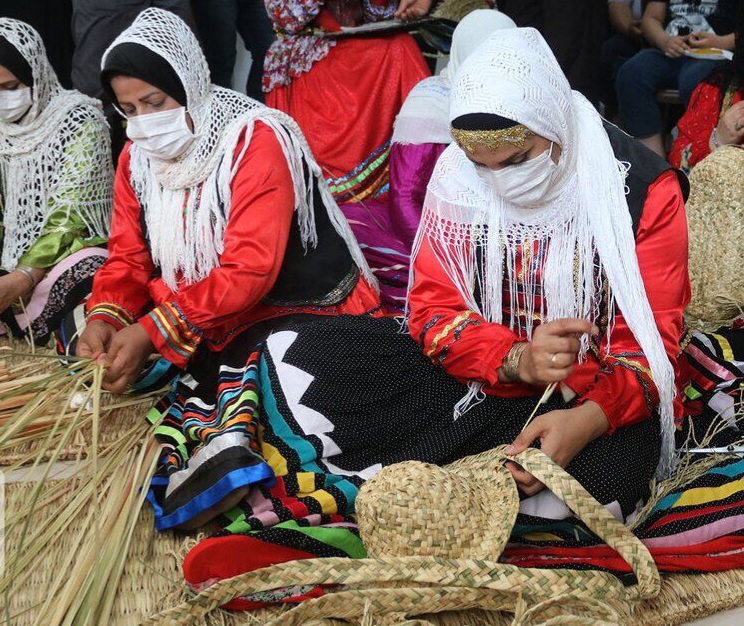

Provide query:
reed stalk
left=0, top=348, right=166, bottom=626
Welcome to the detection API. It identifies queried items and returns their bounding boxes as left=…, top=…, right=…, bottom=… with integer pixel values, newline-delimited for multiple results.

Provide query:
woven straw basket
left=685, top=145, right=744, bottom=328
left=145, top=447, right=660, bottom=626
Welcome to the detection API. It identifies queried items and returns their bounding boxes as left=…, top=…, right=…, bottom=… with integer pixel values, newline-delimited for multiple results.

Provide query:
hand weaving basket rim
left=143, top=447, right=661, bottom=626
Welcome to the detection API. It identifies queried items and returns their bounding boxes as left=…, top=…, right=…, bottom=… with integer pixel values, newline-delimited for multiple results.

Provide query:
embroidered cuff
left=425, top=311, right=484, bottom=365
left=139, top=301, right=202, bottom=368
left=86, top=303, right=135, bottom=331
left=580, top=354, right=656, bottom=433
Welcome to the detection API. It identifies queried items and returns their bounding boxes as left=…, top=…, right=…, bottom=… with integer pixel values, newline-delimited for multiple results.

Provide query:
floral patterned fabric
left=263, top=0, right=398, bottom=92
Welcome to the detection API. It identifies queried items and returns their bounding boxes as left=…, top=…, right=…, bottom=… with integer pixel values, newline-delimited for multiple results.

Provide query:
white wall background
left=231, top=40, right=252, bottom=94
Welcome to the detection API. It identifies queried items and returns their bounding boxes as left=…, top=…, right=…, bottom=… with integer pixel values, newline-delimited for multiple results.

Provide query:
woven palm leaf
left=0, top=348, right=164, bottom=626
left=684, top=145, right=744, bottom=329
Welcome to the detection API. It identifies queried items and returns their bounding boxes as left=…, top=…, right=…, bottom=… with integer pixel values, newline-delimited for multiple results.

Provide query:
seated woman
left=180, top=28, right=691, bottom=611
left=670, top=7, right=743, bottom=175
left=389, top=8, right=515, bottom=261
left=0, top=18, right=111, bottom=345
left=74, top=8, right=379, bottom=530
left=264, top=0, right=432, bottom=311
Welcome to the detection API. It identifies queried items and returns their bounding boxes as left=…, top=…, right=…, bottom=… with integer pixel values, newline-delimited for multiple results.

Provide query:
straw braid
left=143, top=449, right=659, bottom=626
left=453, top=448, right=660, bottom=598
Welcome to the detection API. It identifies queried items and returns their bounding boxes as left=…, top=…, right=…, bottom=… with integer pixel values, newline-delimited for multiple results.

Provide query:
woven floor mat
left=1, top=343, right=742, bottom=625
left=5, top=474, right=743, bottom=626
left=0, top=398, right=155, bottom=467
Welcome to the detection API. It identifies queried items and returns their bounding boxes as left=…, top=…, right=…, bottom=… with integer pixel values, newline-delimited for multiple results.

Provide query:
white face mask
left=0, top=87, right=32, bottom=123
left=126, top=106, right=196, bottom=161
left=480, top=142, right=558, bottom=207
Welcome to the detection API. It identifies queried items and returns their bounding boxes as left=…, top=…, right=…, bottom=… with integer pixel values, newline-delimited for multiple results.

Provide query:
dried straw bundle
left=0, top=349, right=164, bottom=626
left=685, top=145, right=744, bottom=329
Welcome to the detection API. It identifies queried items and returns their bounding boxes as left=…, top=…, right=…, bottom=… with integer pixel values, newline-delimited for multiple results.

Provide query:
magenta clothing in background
left=389, top=141, right=448, bottom=252
left=339, top=141, right=446, bottom=313
left=339, top=197, right=408, bottom=312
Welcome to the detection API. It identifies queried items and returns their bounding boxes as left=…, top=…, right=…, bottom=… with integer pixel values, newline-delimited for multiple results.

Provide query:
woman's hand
left=504, top=401, right=610, bottom=496
left=394, top=0, right=432, bottom=21
left=98, top=323, right=154, bottom=394
left=518, top=318, right=597, bottom=385
left=714, top=101, right=744, bottom=147
left=661, top=34, right=690, bottom=58
left=76, top=319, right=118, bottom=360
left=0, top=271, right=37, bottom=314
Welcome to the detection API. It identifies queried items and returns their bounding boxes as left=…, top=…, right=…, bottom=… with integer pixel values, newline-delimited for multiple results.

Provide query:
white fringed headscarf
left=0, top=18, right=112, bottom=271
left=412, top=28, right=677, bottom=478
left=392, top=9, right=516, bottom=146
left=102, top=8, right=373, bottom=292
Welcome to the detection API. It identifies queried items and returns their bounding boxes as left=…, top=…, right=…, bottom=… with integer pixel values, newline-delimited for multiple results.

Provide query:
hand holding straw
left=516, top=321, right=598, bottom=434
left=520, top=381, right=558, bottom=433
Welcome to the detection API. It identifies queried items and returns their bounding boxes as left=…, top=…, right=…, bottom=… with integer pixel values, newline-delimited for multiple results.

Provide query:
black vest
left=140, top=168, right=358, bottom=307
left=602, top=120, right=689, bottom=235
left=262, top=180, right=358, bottom=307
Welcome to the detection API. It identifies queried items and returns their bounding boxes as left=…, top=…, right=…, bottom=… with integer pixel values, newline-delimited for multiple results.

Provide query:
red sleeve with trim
left=577, top=170, right=690, bottom=431
left=407, top=234, right=521, bottom=387
left=86, top=144, right=155, bottom=330
left=138, top=122, right=296, bottom=366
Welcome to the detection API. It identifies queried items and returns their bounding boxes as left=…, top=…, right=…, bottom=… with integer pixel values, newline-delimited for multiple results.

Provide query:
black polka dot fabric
left=263, top=314, right=660, bottom=521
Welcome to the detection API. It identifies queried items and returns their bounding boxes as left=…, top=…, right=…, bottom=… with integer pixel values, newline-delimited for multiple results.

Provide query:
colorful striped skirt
left=146, top=315, right=666, bottom=609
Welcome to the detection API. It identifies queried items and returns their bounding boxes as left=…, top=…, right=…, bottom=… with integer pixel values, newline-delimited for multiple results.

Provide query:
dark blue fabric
left=616, top=47, right=725, bottom=137
left=149, top=463, right=276, bottom=531
left=600, top=33, right=641, bottom=106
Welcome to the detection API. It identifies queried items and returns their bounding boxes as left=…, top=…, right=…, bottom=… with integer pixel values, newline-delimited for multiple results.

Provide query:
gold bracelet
left=502, top=342, right=528, bottom=382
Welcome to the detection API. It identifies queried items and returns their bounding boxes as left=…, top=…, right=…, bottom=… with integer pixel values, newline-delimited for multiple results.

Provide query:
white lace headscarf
left=392, top=9, right=516, bottom=146
left=413, top=28, right=677, bottom=478
left=0, top=18, right=111, bottom=271
left=102, top=8, right=372, bottom=291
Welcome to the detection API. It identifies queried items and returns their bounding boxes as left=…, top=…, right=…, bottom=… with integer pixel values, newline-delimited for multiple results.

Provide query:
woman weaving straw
left=177, top=28, right=693, bottom=607
left=407, top=26, right=691, bottom=501
left=73, top=8, right=379, bottom=530
left=0, top=18, right=111, bottom=345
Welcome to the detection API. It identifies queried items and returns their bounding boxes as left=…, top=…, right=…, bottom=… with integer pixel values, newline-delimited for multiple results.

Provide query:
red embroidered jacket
left=87, top=122, right=380, bottom=368
left=408, top=171, right=691, bottom=432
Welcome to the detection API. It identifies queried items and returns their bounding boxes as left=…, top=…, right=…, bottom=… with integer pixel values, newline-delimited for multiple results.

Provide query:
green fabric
left=7, top=120, right=108, bottom=270
left=221, top=518, right=368, bottom=559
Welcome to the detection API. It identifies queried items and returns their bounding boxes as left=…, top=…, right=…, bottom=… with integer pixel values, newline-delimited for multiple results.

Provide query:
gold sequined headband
left=450, top=125, right=535, bottom=153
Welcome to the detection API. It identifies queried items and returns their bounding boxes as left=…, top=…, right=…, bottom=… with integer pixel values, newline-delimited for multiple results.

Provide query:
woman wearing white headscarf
left=74, top=8, right=379, bottom=531
left=388, top=9, right=516, bottom=258
left=0, top=18, right=111, bottom=345
left=408, top=27, right=691, bottom=498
